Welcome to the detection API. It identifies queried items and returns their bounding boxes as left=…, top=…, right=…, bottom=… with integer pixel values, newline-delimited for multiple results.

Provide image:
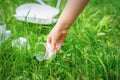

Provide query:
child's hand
left=47, top=26, right=68, bottom=52
left=47, top=0, right=89, bottom=52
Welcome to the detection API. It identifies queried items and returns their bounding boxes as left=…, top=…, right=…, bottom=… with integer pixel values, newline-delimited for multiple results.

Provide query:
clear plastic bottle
left=0, top=21, right=6, bottom=45
left=12, top=37, right=30, bottom=50
left=35, top=42, right=56, bottom=61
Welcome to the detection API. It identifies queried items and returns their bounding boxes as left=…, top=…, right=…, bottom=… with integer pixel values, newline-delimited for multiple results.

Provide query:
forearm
left=54, top=0, right=90, bottom=31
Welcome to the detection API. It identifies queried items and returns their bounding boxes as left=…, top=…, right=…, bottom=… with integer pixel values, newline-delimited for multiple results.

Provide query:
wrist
left=54, top=22, right=71, bottom=32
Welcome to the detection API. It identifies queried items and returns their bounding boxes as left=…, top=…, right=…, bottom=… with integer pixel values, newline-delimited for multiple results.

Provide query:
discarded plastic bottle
left=4, top=30, right=11, bottom=40
left=12, top=37, right=30, bottom=50
left=0, top=21, right=11, bottom=45
left=35, top=42, right=56, bottom=61
left=0, top=21, right=6, bottom=44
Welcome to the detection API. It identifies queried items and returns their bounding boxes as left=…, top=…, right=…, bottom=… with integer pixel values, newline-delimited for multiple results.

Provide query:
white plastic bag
left=14, top=0, right=61, bottom=25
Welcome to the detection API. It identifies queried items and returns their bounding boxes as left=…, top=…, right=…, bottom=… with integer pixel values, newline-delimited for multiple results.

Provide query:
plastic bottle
left=35, top=42, right=56, bottom=61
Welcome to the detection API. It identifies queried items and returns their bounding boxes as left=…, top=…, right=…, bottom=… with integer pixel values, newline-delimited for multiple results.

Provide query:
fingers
left=47, top=36, right=51, bottom=43
left=51, top=40, right=56, bottom=51
left=47, top=29, right=68, bottom=52
left=56, top=42, right=62, bottom=52
left=47, top=35, right=57, bottom=51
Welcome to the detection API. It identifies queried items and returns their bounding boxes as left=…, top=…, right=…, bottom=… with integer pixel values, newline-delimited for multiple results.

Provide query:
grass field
left=0, top=0, right=120, bottom=80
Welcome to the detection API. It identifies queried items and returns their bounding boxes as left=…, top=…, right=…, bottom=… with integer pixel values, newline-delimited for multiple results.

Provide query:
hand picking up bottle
left=35, top=42, right=56, bottom=61
left=47, top=0, right=90, bottom=52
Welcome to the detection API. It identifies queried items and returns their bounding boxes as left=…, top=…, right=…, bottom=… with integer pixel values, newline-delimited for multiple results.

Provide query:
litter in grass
left=0, top=21, right=11, bottom=45
left=97, top=32, right=106, bottom=36
left=4, top=30, right=11, bottom=40
left=14, top=0, right=61, bottom=25
left=12, top=37, right=30, bottom=50
left=12, top=37, right=55, bottom=61
left=35, top=42, right=56, bottom=61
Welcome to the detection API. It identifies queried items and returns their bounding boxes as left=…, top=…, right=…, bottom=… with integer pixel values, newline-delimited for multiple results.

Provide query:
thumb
left=47, top=36, right=51, bottom=43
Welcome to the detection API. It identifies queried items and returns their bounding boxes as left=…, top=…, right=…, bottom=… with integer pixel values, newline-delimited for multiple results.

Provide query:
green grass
left=0, top=0, right=120, bottom=80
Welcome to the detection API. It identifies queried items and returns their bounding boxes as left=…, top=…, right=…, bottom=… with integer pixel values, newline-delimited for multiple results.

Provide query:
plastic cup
left=35, top=42, right=56, bottom=61
left=0, top=21, right=6, bottom=34
left=12, top=37, right=30, bottom=50
left=4, top=30, right=11, bottom=40
left=0, top=21, right=6, bottom=44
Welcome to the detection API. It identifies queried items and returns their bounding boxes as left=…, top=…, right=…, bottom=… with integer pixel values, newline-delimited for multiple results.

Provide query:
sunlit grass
left=0, top=0, right=120, bottom=80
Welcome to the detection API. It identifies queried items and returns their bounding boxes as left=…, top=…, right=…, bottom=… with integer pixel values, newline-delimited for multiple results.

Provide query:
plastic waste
left=14, top=0, right=61, bottom=25
left=35, top=42, right=56, bottom=61
left=0, top=21, right=11, bottom=45
left=12, top=37, right=30, bottom=50
left=4, top=30, right=11, bottom=40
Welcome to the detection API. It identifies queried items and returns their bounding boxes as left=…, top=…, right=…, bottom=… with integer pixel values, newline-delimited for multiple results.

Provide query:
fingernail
left=50, top=48, right=53, bottom=51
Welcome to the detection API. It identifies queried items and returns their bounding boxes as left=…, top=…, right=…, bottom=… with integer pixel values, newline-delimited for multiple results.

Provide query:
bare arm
left=55, top=0, right=90, bottom=31
left=47, top=0, right=90, bottom=52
